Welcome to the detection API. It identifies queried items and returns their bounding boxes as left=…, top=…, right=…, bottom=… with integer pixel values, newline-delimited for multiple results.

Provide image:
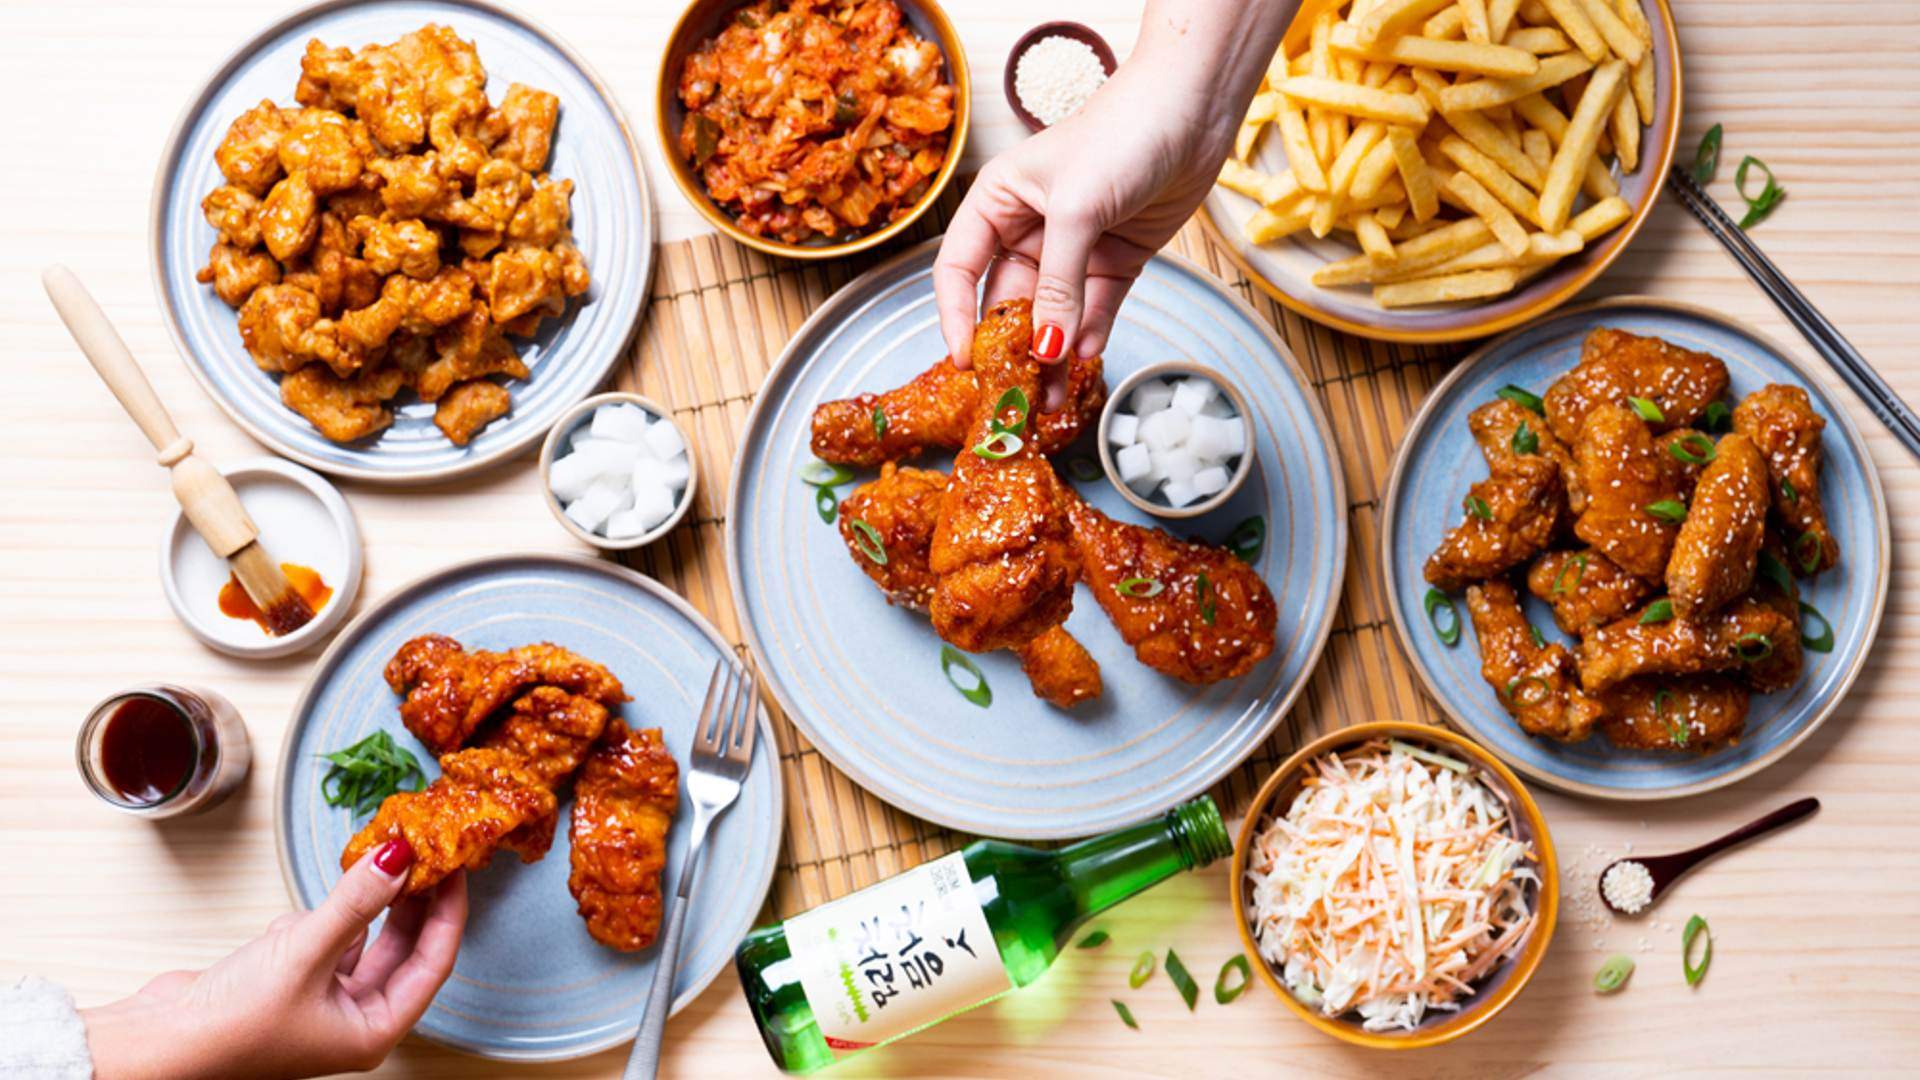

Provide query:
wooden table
left=2, top=1, right=1916, bottom=1076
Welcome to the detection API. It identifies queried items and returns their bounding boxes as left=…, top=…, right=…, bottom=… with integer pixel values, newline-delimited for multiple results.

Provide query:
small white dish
left=1097, top=360, right=1255, bottom=519
left=160, top=456, right=362, bottom=659
left=539, top=392, right=698, bottom=551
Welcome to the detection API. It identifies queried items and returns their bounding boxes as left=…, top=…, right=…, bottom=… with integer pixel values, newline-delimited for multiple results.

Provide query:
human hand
left=83, top=839, right=467, bottom=1080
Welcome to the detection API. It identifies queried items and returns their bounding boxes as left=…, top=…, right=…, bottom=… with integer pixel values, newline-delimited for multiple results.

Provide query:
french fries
left=1217, top=0, right=1657, bottom=312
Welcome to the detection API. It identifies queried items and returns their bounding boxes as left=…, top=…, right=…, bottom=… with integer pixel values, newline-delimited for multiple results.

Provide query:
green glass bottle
left=735, top=796, right=1231, bottom=1073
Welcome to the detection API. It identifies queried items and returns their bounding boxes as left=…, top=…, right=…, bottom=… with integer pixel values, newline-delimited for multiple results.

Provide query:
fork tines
left=695, top=656, right=759, bottom=768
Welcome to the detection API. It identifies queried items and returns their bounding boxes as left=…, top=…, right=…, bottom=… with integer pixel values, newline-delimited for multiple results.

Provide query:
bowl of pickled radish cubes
left=539, top=392, right=697, bottom=550
left=1097, top=361, right=1254, bottom=518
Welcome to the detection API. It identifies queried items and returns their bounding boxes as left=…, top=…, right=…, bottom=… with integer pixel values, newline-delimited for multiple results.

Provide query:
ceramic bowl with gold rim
left=656, top=0, right=970, bottom=261
left=1231, top=722, right=1558, bottom=1049
left=1198, top=0, right=1682, bottom=344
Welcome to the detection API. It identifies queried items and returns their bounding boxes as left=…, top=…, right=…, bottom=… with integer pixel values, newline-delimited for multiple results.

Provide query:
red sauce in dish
left=98, top=697, right=197, bottom=805
left=217, top=562, right=332, bottom=634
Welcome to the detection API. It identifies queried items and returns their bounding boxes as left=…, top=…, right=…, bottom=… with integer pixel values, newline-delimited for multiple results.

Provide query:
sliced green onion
left=1197, top=573, right=1216, bottom=626
left=989, top=385, right=1030, bottom=436
left=1702, top=401, right=1732, bottom=433
left=1690, top=122, right=1722, bottom=185
left=1734, top=632, right=1774, bottom=663
left=799, top=460, right=853, bottom=487
left=972, top=429, right=1025, bottom=460
left=1165, top=949, right=1199, bottom=1011
left=1225, top=516, right=1266, bottom=562
left=1116, top=577, right=1165, bottom=598
left=1639, top=599, right=1674, bottom=625
left=1552, top=553, right=1588, bottom=595
left=1758, top=550, right=1794, bottom=596
left=1505, top=675, right=1552, bottom=707
left=871, top=405, right=888, bottom=438
left=1628, top=396, right=1665, bottom=423
left=1781, top=479, right=1798, bottom=503
left=1795, top=530, right=1823, bottom=573
left=849, top=519, right=887, bottom=565
left=1111, top=999, right=1139, bottom=1029
left=1067, top=455, right=1102, bottom=482
left=1425, top=587, right=1461, bottom=646
left=939, top=645, right=991, bottom=707
left=1129, top=951, right=1156, bottom=988
left=1497, top=384, right=1545, bottom=414
left=815, top=485, right=839, bottom=524
left=1466, top=495, right=1493, bottom=521
left=1077, top=930, right=1110, bottom=949
left=1214, top=955, right=1253, bottom=1004
left=1594, top=953, right=1636, bottom=994
left=320, top=731, right=426, bottom=818
left=1512, top=420, right=1539, bottom=455
left=1668, top=432, right=1717, bottom=465
left=1655, top=689, right=1687, bottom=747
left=1735, top=155, right=1785, bottom=230
left=1682, top=914, right=1712, bottom=986
left=1529, top=623, right=1546, bottom=648
left=1799, top=602, right=1834, bottom=653
left=1646, top=499, right=1688, bottom=523
left=1389, top=738, right=1469, bottom=773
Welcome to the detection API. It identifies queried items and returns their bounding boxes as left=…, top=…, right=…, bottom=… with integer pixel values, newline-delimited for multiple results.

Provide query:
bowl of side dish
left=1097, top=360, right=1255, bottom=519
left=539, top=392, right=698, bottom=550
left=657, top=0, right=970, bottom=260
left=1232, top=722, right=1558, bottom=1049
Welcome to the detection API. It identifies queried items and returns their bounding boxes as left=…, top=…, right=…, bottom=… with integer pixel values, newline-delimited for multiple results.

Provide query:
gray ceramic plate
left=276, top=555, right=781, bottom=1061
left=151, top=0, right=654, bottom=483
left=726, top=239, right=1348, bottom=839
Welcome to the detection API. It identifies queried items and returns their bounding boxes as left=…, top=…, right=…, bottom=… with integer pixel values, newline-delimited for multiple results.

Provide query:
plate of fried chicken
left=275, top=554, right=780, bottom=1060
left=726, top=239, right=1348, bottom=839
left=1384, top=298, right=1889, bottom=799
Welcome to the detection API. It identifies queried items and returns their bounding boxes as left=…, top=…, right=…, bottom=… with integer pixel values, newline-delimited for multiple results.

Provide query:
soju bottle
left=735, top=796, right=1231, bottom=1072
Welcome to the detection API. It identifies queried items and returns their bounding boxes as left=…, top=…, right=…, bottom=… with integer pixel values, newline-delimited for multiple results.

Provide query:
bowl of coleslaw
left=1231, top=722, right=1558, bottom=1049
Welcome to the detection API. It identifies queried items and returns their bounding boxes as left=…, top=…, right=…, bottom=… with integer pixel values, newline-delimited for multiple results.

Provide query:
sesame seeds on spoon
left=1597, top=797, right=1821, bottom=916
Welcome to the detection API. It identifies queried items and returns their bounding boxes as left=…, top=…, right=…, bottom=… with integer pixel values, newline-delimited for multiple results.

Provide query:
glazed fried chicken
left=1465, top=580, right=1605, bottom=742
left=810, top=350, right=1107, bottom=467
left=1577, top=597, right=1801, bottom=694
left=1667, top=433, right=1769, bottom=618
left=928, top=299, right=1080, bottom=653
left=1598, top=676, right=1749, bottom=752
left=1526, top=548, right=1653, bottom=635
left=1572, top=404, right=1683, bottom=580
left=341, top=747, right=556, bottom=895
left=384, top=634, right=628, bottom=755
left=1423, top=454, right=1565, bottom=591
left=569, top=720, right=680, bottom=951
left=1734, top=384, right=1839, bottom=576
left=434, top=379, right=512, bottom=445
left=1471, top=397, right=1582, bottom=513
left=477, top=687, right=612, bottom=860
left=839, top=464, right=1101, bottom=707
left=1543, top=327, right=1731, bottom=445
left=1656, top=428, right=1711, bottom=499
left=1061, top=486, right=1278, bottom=685
left=507, top=643, right=629, bottom=707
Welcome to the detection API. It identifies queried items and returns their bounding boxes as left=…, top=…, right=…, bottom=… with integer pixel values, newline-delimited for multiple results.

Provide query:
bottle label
left=784, top=851, right=1009, bottom=1056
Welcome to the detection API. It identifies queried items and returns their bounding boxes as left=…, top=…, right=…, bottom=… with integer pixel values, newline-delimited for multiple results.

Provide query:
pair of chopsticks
left=1665, top=166, right=1920, bottom=460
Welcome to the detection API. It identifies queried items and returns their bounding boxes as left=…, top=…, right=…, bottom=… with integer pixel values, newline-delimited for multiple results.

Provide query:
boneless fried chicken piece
left=280, top=364, right=405, bottom=443
left=215, top=100, right=291, bottom=196
left=1577, top=597, right=1801, bottom=694
left=506, top=643, right=629, bottom=707
left=478, top=686, right=612, bottom=861
left=569, top=721, right=680, bottom=951
left=202, top=185, right=264, bottom=249
left=929, top=299, right=1080, bottom=653
left=356, top=216, right=442, bottom=279
left=1598, top=676, right=1749, bottom=752
left=480, top=84, right=561, bottom=172
left=1527, top=549, right=1652, bottom=636
left=434, top=379, right=512, bottom=446
left=198, top=242, right=280, bottom=307
left=340, top=748, right=556, bottom=895
left=384, top=633, right=539, bottom=755
left=1572, top=404, right=1682, bottom=581
left=260, top=170, right=320, bottom=262
left=1061, top=485, right=1278, bottom=685
left=1466, top=580, right=1605, bottom=742
left=1667, top=433, right=1770, bottom=618
left=415, top=306, right=527, bottom=401
left=1734, top=384, right=1839, bottom=576
left=1471, top=397, right=1582, bottom=513
left=278, top=108, right=366, bottom=195
left=1423, top=454, right=1565, bottom=592
left=1544, top=328, right=1731, bottom=445
left=239, top=284, right=322, bottom=371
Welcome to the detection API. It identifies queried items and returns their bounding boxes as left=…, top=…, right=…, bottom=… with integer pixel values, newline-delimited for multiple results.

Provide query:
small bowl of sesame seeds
left=1004, top=22, right=1116, bottom=132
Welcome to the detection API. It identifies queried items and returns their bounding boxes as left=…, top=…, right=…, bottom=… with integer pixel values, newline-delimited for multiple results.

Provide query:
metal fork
left=623, top=657, right=760, bottom=1080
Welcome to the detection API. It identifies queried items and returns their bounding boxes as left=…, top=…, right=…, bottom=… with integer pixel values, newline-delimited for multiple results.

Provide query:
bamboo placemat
left=604, top=192, right=1468, bottom=921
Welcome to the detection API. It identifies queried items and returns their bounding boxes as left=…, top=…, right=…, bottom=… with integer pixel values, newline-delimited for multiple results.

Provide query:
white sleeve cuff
left=0, top=975, right=94, bottom=1080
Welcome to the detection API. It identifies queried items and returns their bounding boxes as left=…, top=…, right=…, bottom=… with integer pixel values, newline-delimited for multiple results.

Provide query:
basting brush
left=44, top=265, right=316, bottom=636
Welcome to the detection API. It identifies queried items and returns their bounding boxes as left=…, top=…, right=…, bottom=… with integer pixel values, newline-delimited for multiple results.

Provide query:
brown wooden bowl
left=1003, top=21, right=1117, bottom=132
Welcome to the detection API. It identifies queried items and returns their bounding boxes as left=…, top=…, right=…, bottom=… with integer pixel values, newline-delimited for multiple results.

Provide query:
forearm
left=1127, top=0, right=1297, bottom=130
left=82, top=999, right=216, bottom=1080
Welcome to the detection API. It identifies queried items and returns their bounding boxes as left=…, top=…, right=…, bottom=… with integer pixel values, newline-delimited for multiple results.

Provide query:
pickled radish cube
left=657, top=454, right=691, bottom=488
left=548, top=452, right=603, bottom=502
left=1130, top=379, right=1175, bottom=414
left=591, top=403, right=651, bottom=443
left=643, top=418, right=687, bottom=460
left=565, top=482, right=624, bottom=533
left=1158, top=448, right=1200, bottom=484
left=570, top=439, right=642, bottom=478
left=1115, top=442, right=1152, bottom=483
left=629, top=479, right=678, bottom=532
left=1161, top=477, right=1201, bottom=507
left=1192, top=465, right=1232, bottom=496
left=1138, top=408, right=1191, bottom=452
left=570, top=424, right=599, bottom=450
left=1128, top=470, right=1161, bottom=496
left=630, top=458, right=680, bottom=499
left=1189, top=415, right=1247, bottom=460
left=603, top=509, right=651, bottom=539
left=1201, top=394, right=1237, bottom=418
left=1171, top=378, right=1220, bottom=416
left=1108, top=412, right=1140, bottom=447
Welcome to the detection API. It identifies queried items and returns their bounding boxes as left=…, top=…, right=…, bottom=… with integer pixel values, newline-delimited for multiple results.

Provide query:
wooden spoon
left=1598, top=797, right=1820, bottom=915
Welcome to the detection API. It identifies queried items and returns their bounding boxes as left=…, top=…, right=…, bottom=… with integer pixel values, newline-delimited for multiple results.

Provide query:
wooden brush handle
left=42, top=264, right=259, bottom=558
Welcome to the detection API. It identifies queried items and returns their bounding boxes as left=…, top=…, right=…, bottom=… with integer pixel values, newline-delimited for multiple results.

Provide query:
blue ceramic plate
left=1382, top=298, right=1889, bottom=800
left=151, top=0, right=654, bottom=483
left=726, top=239, right=1348, bottom=839
left=275, top=555, right=781, bottom=1061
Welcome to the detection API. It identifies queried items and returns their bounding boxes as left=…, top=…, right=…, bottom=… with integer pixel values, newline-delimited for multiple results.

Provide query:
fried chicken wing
left=1465, top=580, right=1606, bottom=742
left=384, top=633, right=538, bottom=754
left=928, top=299, right=1080, bottom=653
left=1572, top=404, right=1682, bottom=580
left=1423, top=454, right=1565, bottom=591
left=1598, top=676, right=1749, bottom=752
left=1733, top=384, right=1839, bottom=576
left=1667, top=433, right=1770, bottom=618
left=1471, top=397, right=1582, bottom=513
left=1526, top=548, right=1653, bottom=635
left=1543, top=328, right=1731, bottom=445
left=569, top=720, right=679, bottom=951
left=341, top=747, right=556, bottom=895
left=1577, top=597, right=1801, bottom=694
left=1656, top=428, right=1711, bottom=500
left=477, top=686, right=612, bottom=861
left=1061, top=485, right=1278, bottom=685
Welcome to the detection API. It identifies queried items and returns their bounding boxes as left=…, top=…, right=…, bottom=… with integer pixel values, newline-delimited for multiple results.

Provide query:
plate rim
left=147, top=0, right=658, bottom=485
left=722, top=235, right=1350, bottom=838
left=271, top=552, right=784, bottom=1060
left=1378, top=294, right=1892, bottom=800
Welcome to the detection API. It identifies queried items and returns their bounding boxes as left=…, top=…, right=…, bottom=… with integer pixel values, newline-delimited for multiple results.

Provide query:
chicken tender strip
left=1526, top=548, right=1651, bottom=635
left=1466, top=579, right=1606, bottom=742
left=385, top=633, right=538, bottom=754
left=569, top=720, right=680, bottom=952
left=1543, top=327, right=1731, bottom=445
left=1577, top=597, right=1801, bottom=694
left=341, top=747, right=556, bottom=896
left=1424, top=453, right=1565, bottom=591
left=478, top=686, right=612, bottom=861
left=1599, top=676, right=1749, bottom=752
left=1733, top=384, right=1839, bottom=576
left=1572, top=404, right=1681, bottom=580
left=1667, top=433, right=1769, bottom=618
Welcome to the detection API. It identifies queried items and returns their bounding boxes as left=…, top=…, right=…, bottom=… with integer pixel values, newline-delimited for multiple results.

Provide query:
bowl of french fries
left=1199, top=0, right=1678, bottom=343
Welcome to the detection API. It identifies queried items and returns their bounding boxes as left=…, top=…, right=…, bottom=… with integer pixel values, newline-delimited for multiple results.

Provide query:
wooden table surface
left=2, top=1, right=1916, bottom=1076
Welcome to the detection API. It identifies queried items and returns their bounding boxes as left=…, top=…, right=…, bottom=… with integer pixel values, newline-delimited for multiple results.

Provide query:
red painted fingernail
left=1031, top=323, right=1065, bottom=361
left=373, top=838, right=414, bottom=877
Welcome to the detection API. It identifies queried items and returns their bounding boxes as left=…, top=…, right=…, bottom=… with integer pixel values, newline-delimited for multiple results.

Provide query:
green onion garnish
left=1214, top=955, right=1253, bottom=1004
left=1116, top=577, right=1164, bottom=598
left=1505, top=675, right=1552, bottom=706
left=1795, top=530, right=1823, bottom=573
left=1594, top=952, right=1636, bottom=994
left=1424, top=587, right=1460, bottom=646
left=1646, top=499, right=1688, bottom=523
left=1682, top=914, right=1712, bottom=986
left=1668, top=432, right=1717, bottom=465
left=1165, top=949, right=1199, bottom=1011
left=971, top=429, right=1024, bottom=460
left=1197, top=573, right=1216, bottom=626
left=320, top=731, right=426, bottom=818
left=990, top=386, right=1030, bottom=436
left=1781, top=479, right=1798, bottom=503
left=940, top=645, right=991, bottom=707
left=1497, top=384, right=1545, bottom=414
left=1758, top=549, right=1794, bottom=596
left=815, top=485, right=839, bottom=524
left=799, top=460, right=853, bottom=487
left=1628, top=396, right=1665, bottom=423
left=1530, top=623, right=1546, bottom=648
left=1466, top=495, right=1493, bottom=521
left=1703, top=401, right=1732, bottom=433
left=1077, top=930, right=1110, bottom=949
left=1551, top=553, right=1588, bottom=595
left=1734, top=632, right=1774, bottom=663
left=871, top=405, right=888, bottom=438
left=1655, top=688, right=1687, bottom=747
left=849, top=519, right=887, bottom=565
left=1690, top=122, right=1722, bottom=185
left=1639, top=599, right=1674, bottom=625
left=1511, top=420, right=1539, bottom=455
left=1798, top=602, right=1834, bottom=653
left=1112, top=999, right=1139, bottom=1029
left=1735, top=155, right=1785, bottom=230
left=1225, top=516, right=1266, bottom=562
left=1067, top=455, right=1102, bottom=482
left=1129, top=951, right=1156, bottom=988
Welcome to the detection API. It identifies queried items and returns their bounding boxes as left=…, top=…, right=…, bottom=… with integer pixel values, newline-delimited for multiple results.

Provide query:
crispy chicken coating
left=198, top=242, right=281, bottom=307
left=340, top=747, right=556, bottom=895
left=1733, top=384, right=1839, bottom=576
left=506, top=642, right=629, bottom=707
left=1543, top=328, right=1731, bottom=445
left=1526, top=548, right=1653, bottom=636
left=278, top=108, right=366, bottom=194
left=1471, top=397, right=1582, bottom=514
left=1424, top=454, right=1565, bottom=591
left=1572, top=404, right=1683, bottom=580
left=1577, top=597, right=1801, bottom=694
left=279, top=363, right=405, bottom=443
left=1656, top=428, right=1711, bottom=500
left=1466, top=579, right=1606, bottom=741
left=569, top=720, right=680, bottom=952
left=385, top=633, right=539, bottom=755
left=477, top=686, right=612, bottom=861
left=260, top=169, right=320, bottom=261
left=1598, top=676, right=1749, bottom=752
left=202, top=185, right=264, bottom=249
left=214, top=100, right=291, bottom=196
left=479, top=83, right=560, bottom=171
left=434, top=379, right=512, bottom=446
left=1667, top=433, right=1770, bottom=618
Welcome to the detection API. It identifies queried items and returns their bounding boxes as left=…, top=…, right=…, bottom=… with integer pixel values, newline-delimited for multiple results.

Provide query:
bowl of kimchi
left=657, top=0, right=970, bottom=260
